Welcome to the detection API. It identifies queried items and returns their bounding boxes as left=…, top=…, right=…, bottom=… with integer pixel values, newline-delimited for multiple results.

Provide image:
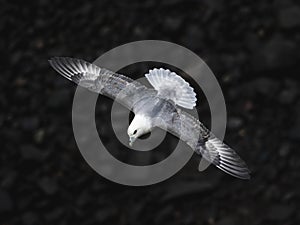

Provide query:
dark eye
left=133, top=130, right=137, bottom=135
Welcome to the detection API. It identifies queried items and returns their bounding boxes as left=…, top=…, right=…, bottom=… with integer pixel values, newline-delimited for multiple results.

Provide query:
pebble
left=0, top=188, right=13, bottom=212
left=227, top=117, right=243, bottom=129
left=217, top=216, right=236, bottom=225
left=21, top=145, right=47, bottom=161
left=22, top=212, right=38, bottom=225
left=279, top=143, right=290, bottom=157
left=251, top=36, right=298, bottom=70
left=266, top=204, right=294, bottom=221
left=279, top=7, right=300, bottom=28
left=38, top=177, right=58, bottom=195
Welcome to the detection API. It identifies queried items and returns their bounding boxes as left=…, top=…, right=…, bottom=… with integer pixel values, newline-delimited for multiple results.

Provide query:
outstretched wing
left=145, top=68, right=197, bottom=109
left=157, top=108, right=250, bottom=179
left=49, top=57, right=149, bottom=110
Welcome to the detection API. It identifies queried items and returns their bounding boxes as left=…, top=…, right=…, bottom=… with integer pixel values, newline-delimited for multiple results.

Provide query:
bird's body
left=49, top=57, right=251, bottom=179
left=128, top=95, right=178, bottom=145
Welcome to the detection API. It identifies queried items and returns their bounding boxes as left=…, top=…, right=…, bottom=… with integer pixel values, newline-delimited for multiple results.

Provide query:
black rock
left=279, top=143, right=291, bottom=157
left=160, top=0, right=183, bottom=6
left=0, top=114, right=4, bottom=126
left=34, top=129, right=45, bottom=144
left=44, top=208, right=65, bottom=222
left=20, top=117, right=39, bottom=131
left=94, top=208, right=117, bottom=223
left=162, top=181, right=213, bottom=201
left=227, top=117, right=243, bottom=130
left=279, top=7, right=300, bottom=29
left=154, top=205, right=174, bottom=224
left=47, top=89, right=71, bottom=109
left=217, top=216, right=236, bottom=225
left=266, top=204, right=294, bottom=221
left=38, top=177, right=58, bottom=195
left=0, top=188, right=13, bottom=212
left=76, top=190, right=91, bottom=206
left=289, top=102, right=300, bottom=140
left=250, top=77, right=280, bottom=97
left=1, top=171, right=17, bottom=188
left=181, top=25, right=203, bottom=50
left=279, top=81, right=298, bottom=104
left=279, top=89, right=297, bottom=104
left=164, top=17, right=182, bottom=31
left=251, top=36, right=299, bottom=71
left=21, top=145, right=47, bottom=161
left=22, top=212, right=38, bottom=225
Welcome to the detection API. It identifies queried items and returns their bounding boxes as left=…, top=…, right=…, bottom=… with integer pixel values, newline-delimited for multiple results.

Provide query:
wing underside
left=49, top=57, right=148, bottom=110
left=159, top=109, right=251, bottom=179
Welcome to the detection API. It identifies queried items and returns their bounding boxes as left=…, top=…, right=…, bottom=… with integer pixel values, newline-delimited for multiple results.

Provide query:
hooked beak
left=129, top=136, right=137, bottom=147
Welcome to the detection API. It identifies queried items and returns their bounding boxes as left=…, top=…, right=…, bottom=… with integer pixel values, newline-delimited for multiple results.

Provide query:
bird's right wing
left=157, top=108, right=251, bottom=179
left=49, top=57, right=149, bottom=110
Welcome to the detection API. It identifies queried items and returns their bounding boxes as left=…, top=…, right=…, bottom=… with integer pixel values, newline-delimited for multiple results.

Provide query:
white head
left=127, top=114, right=152, bottom=146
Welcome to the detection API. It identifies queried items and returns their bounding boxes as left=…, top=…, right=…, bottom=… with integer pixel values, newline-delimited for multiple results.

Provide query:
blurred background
left=1, top=0, right=300, bottom=224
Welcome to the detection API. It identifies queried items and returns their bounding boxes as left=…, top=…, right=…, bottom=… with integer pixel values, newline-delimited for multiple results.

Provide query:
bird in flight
left=49, top=57, right=250, bottom=179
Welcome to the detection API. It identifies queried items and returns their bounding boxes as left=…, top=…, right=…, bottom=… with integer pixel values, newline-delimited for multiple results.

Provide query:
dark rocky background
left=1, top=0, right=300, bottom=224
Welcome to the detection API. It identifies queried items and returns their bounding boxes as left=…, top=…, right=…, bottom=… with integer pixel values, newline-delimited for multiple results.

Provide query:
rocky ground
left=1, top=0, right=300, bottom=224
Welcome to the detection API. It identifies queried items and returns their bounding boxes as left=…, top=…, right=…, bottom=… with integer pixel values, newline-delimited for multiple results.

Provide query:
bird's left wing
left=156, top=108, right=251, bottom=179
left=49, top=57, right=149, bottom=110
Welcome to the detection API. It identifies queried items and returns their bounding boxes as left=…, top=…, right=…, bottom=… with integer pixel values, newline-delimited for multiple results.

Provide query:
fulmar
left=49, top=57, right=251, bottom=179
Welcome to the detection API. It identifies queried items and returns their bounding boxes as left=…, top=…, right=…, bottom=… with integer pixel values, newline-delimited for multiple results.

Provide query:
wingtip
left=229, top=163, right=251, bottom=180
left=245, top=169, right=251, bottom=180
left=202, top=136, right=252, bottom=180
left=48, top=56, right=64, bottom=62
left=48, top=57, right=59, bottom=65
left=48, top=57, right=60, bottom=69
left=48, top=58, right=54, bottom=67
left=237, top=170, right=251, bottom=180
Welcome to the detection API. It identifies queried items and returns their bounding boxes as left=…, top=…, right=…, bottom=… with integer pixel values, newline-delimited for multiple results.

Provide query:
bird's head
left=127, top=114, right=152, bottom=147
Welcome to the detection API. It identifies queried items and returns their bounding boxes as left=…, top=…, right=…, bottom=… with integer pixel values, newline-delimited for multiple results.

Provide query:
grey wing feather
left=49, top=57, right=148, bottom=110
left=158, top=108, right=251, bottom=180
